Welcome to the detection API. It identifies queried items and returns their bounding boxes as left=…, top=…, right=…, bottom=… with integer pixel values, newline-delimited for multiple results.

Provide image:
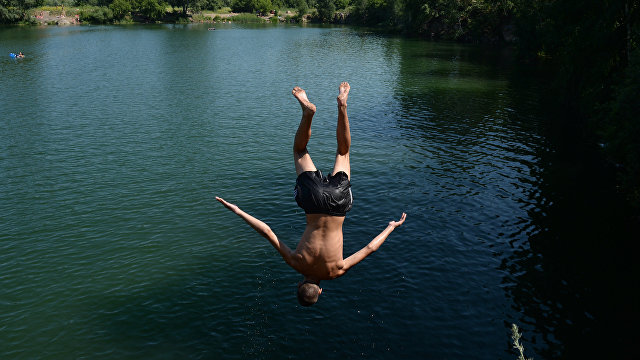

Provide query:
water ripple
left=0, top=25, right=551, bottom=360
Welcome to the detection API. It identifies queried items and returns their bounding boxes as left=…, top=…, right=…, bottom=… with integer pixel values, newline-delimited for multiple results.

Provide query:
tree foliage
left=294, top=0, right=306, bottom=20
left=229, top=0, right=275, bottom=14
left=138, top=0, right=165, bottom=19
left=230, top=0, right=252, bottom=12
left=79, top=5, right=113, bottom=22
left=1, top=0, right=44, bottom=23
left=315, top=0, right=334, bottom=21
left=109, top=0, right=131, bottom=18
left=0, top=2, right=22, bottom=23
left=352, top=0, right=394, bottom=26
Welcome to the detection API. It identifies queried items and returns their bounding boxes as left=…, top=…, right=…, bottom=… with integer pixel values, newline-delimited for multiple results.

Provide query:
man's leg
left=333, top=82, right=351, bottom=178
left=292, top=87, right=317, bottom=176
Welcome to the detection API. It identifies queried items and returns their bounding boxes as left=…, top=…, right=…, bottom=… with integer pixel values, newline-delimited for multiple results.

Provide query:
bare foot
left=292, top=86, right=316, bottom=115
left=337, top=82, right=350, bottom=107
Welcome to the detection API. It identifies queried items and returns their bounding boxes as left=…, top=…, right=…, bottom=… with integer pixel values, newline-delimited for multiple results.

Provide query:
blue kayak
left=10, top=53, right=16, bottom=58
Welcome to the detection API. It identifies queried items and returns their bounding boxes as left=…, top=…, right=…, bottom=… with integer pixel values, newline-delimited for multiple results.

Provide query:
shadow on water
left=393, top=38, right=640, bottom=359
left=501, top=118, right=640, bottom=359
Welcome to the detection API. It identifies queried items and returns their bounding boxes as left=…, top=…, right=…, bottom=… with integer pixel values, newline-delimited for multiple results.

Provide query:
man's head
left=297, top=280, right=322, bottom=306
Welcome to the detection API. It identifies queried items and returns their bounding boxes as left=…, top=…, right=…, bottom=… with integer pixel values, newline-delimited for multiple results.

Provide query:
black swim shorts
left=294, top=170, right=353, bottom=217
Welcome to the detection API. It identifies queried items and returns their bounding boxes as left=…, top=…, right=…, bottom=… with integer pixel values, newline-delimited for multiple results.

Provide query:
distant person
left=17, top=52, right=24, bottom=58
left=217, top=82, right=407, bottom=306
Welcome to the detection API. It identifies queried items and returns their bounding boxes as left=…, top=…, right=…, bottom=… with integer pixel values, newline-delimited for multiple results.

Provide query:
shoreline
left=25, top=7, right=294, bottom=26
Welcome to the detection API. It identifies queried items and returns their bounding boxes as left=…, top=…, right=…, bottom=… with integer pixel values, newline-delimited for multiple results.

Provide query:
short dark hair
left=297, top=282, right=320, bottom=306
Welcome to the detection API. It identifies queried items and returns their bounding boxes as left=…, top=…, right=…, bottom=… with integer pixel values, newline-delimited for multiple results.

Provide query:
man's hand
left=389, top=212, right=407, bottom=228
left=341, top=211, right=408, bottom=273
left=216, top=196, right=239, bottom=214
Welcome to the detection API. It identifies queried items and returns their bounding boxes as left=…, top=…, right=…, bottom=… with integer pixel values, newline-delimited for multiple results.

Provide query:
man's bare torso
left=293, top=214, right=347, bottom=280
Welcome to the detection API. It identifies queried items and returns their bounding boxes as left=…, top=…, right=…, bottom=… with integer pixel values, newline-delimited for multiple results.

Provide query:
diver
left=217, top=82, right=407, bottom=306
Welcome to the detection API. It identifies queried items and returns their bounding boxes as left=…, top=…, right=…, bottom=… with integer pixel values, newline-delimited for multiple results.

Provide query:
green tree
left=202, top=0, right=223, bottom=10
left=231, top=0, right=255, bottom=12
left=7, top=0, right=44, bottom=12
left=255, top=0, right=271, bottom=14
left=353, top=0, right=396, bottom=26
left=334, top=0, right=347, bottom=10
left=168, top=0, right=189, bottom=14
left=139, top=0, right=166, bottom=19
left=109, top=0, right=131, bottom=19
left=315, top=0, right=334, bottom=21
left=295, top=0, right=307, bottom=19
left=79, top=6, right=114, bottom=23
left=1, top=0, right=22, bottom=23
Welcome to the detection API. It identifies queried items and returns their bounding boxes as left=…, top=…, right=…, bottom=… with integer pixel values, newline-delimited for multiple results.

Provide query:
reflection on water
left=1, top=24, right=636, bottom=359
left=500, top=132, right=639, bottom=359
left=393, top=39, right=639, bottom=359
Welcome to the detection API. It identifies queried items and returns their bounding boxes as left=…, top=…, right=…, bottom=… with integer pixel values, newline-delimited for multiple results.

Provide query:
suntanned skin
left=217, top=82, right=406, bottom=297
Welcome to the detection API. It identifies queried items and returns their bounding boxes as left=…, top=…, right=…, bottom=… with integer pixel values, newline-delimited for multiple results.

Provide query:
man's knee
left=336, top=146, right=350, bottom=156
left=294, top=146, right=309, bottom=157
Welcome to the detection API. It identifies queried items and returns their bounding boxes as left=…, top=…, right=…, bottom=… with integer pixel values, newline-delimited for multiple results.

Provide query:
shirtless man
left=216, top=82, right=406, bottom=306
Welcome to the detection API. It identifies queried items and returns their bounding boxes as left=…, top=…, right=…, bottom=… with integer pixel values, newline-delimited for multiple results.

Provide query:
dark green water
left=1, top=24, right=635, bottom=359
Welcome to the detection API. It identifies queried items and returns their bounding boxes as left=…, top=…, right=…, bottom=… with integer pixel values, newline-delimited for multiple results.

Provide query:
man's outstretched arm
left=216, top=197, right=297, bottom=267
left=342, top=212, right=407, bottom=272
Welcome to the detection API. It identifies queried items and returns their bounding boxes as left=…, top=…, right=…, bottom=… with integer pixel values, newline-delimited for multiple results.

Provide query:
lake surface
left=1, top=24, right=635, bottom=359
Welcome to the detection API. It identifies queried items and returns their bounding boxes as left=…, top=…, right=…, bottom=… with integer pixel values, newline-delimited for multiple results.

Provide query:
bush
left=255, top=0, right=271, bottom=14
left=191, top=13, right=214, bottom=22
left=230, top=0, right=254, bottom=12
left=79, top=6, right=114, bottom=23
left=294, top=0, right=307, bottom=20
left=109, top=0, right=131, bottom=19
left=0, top=6, right=23, bottom=23
left=139, top=0, right=166, bottom=20
left=229, top=12, right=264, bottom=22
left=352, top=0, right=390, bottom=26
left=315, top=0, right=334, bottom=21
left=334, top=0, right=347, bottom=10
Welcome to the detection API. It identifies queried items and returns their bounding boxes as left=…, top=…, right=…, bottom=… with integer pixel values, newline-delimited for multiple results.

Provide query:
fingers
left=216, top=196, right=235, bottom=210
left=391, top=212, right=407, bottom=227
left=400, top=212, right=407, bottom=223
left=217, top=197, right=242, bottom=217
